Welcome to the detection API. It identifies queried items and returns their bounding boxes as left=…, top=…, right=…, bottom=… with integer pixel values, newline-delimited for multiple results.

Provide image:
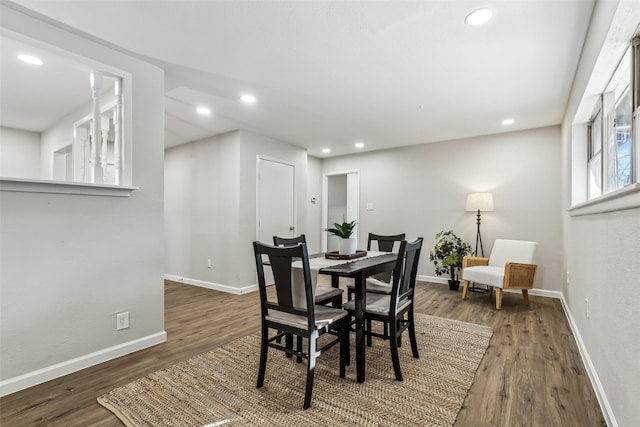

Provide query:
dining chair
left=273, top=234, right=343, bottom=308
left=343, top=237, right=423, bottom=381
left=253, top=241, right=349, bottom=409
left=461, top=239, right=538, bottom=309
left=346, top=232, right=405, bottom=300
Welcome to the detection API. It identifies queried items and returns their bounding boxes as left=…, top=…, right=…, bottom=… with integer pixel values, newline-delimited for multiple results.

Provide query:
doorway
left=321, top=170, right=359, bottom=252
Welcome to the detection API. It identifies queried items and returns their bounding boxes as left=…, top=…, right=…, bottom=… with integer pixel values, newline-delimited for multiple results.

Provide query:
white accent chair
left=461, top=239, right=538, bottom=310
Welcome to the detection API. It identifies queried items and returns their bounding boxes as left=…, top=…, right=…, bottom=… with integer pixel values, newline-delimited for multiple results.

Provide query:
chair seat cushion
left=346, top=277, right=393, bottom=294
left=343, top=293, right=411, bottom=316
left=462, top=265, right=505, bottom=288
left=266, top=305, right=347, bottom=330
left=315, top=286, right=343, bottom=301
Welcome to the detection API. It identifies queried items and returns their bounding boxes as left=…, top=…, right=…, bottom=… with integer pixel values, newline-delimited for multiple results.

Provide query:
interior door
left=257, top=157, right=295, bottom=244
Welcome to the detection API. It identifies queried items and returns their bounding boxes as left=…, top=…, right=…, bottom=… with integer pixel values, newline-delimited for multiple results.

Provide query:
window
left=588, top=108, right=602, bottom=198
left=586, top=42, right=637, bottom=200
left=0, top=33, right=131, bottom=188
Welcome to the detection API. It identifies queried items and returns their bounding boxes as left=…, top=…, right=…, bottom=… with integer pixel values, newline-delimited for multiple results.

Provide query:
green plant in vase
left=326, top=218, right=357, bottom=254
left=429, top=230, right=473, bottom=290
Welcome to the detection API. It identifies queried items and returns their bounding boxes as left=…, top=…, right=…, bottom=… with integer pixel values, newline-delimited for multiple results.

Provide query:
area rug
left=98, top=314, right=492, bottom=427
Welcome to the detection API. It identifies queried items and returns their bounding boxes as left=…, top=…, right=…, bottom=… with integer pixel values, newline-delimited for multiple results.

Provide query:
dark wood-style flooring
left=0, top=280, right=605, bottom=426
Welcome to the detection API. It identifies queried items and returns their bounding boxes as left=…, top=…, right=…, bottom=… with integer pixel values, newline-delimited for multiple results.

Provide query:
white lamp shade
left=466, top=193, right=494, bottom=212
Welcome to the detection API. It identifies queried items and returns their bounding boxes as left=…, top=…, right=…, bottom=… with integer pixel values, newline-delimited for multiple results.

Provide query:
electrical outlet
left=207, top=258, right=212, bottom=268
left=116, top=312, right=129, bottom=330
left=584, top=299, right=589, bottom=319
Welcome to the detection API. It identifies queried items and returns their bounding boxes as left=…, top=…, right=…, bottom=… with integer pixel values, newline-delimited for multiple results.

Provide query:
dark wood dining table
left=318, top=253, right=397, bottom=383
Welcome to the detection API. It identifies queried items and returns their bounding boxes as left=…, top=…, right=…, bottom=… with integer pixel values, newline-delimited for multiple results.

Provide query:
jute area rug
left=98, top=314, right=492, bottom=427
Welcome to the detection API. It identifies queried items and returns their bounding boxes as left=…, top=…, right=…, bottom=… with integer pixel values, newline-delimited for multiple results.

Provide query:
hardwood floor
left=0, top=280, right=605, bottom=426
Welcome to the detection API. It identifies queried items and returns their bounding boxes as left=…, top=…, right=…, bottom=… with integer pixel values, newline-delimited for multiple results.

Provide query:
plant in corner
left=429, top=230, right=473, bottom=291
left=326, top=218, right=357, bottom=255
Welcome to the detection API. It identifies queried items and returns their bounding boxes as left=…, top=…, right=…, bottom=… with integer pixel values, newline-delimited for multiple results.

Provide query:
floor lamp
left=466, top=193, right=494, bottom=292
left=466, top=192, right=494, bottom=257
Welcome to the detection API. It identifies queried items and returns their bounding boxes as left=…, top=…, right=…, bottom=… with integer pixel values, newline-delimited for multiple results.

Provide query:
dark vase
left=448, top=279, right=460, bottom=291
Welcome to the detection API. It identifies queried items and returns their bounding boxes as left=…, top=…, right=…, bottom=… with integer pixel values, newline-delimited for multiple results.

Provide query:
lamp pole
left=475, top=209, right=484, bottom=257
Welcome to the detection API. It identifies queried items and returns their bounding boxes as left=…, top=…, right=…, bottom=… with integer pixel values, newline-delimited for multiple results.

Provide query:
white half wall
left=321, top=125, right=563, bottom=291
left=0, top=5, right=165, bottom=395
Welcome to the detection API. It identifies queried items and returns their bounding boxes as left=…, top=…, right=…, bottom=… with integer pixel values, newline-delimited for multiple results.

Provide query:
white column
left=74, top=126, right=89, bottom=183
left=89, top=71, right=103, bottom=184
left=113, top=78, right=123, bottom=185
left=100, top=116, right=110, bottom=184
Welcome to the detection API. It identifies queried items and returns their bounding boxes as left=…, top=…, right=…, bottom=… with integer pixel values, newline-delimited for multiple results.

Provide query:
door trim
left=321, top=169, right=360, bottom=252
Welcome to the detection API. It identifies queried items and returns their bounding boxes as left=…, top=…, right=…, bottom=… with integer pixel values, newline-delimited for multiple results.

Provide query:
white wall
left=0, top=5, right=165, bottom=394
left=0, top=126, right=41, bottom=179
left=321, top=126, right=563, bottom=290
left=305, top=156, right=323, bottom=253
left=560, top=1, right=640, bottom=426
left=164, top=129, right=309, bottom=291
left=164, top=131, right=242, bottom=289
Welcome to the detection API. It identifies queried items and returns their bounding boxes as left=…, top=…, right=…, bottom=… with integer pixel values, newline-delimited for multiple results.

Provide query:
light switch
left=366, top=203, right=374, bottom=211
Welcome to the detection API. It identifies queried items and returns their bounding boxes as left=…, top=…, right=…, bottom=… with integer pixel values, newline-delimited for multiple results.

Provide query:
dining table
left=317, top=252, right=397, bottom=383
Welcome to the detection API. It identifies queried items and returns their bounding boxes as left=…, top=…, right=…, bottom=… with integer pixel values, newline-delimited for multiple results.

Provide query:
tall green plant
left=429, top=230, right=473, bottom=281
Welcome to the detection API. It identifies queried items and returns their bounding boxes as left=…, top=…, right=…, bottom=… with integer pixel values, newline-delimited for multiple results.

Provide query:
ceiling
left=3, top=0, right=595, bottom=157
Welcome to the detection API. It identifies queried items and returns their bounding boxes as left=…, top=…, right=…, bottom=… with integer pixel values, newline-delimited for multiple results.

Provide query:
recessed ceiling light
left=17, top=54, right=43, bottom=65
left=240, top=94, right=256, bottom=103
left=322, top=148, right=331, bottom=153
left=196, top=106, right=211, bottom=115
left=501, top=118, right=515, bottom=125
left=465, top=8, right=493, bottom=26
left=355, top=142, right=365, bottom=148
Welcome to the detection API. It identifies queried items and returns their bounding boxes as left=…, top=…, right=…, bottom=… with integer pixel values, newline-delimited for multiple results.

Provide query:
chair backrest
left=367, top=233, right=405, bottom=252
left=253, top=241, right=315, bottom=329
left=389, top=238, right=423, bottom=310
left=488, top=239, right=537, bottom=267
left=273, top=234, right=306, bottom=247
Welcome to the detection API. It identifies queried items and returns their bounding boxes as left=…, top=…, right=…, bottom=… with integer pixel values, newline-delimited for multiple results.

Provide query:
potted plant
left=429, top=230, right=473, bottom=290
left=326, top=218, right=357, bottom=255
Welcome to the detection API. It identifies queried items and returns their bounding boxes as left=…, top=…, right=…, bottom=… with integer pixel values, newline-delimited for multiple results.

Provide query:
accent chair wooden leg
left=495, top=288, right=502, bottom=310
left=522, top=289, right=530, bottom=306
left=461, top=280, right=470, bottom=299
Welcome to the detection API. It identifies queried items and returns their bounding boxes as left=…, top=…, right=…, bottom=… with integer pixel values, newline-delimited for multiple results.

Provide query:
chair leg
left=522, top=289, right=530, bottom=306
left=285, top=333, right=293, bottom=358
left=332, top=295, right=342, bottom=309
left=408, top=309, right=419, bottom=359
left=339, top=321, right=347, bottom=378
left=296, top=336, right=303, bottom=363
left=489, top=286, right=494, bottom=296
left=396, top=319, right=402, bottom=347
left=257, top=325, right=269, bottom=388
left=366, top=319, right=372, bottom=347
left=495, top=288, right=502, bottom=310
left=389, top=319, right=403, bottom=381
left=303, top=332, right=318, bottom=409
left=461, top=280, right=470, bottom=299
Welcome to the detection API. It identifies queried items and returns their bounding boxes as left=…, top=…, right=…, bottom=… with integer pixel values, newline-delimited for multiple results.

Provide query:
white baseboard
left=164, top=274, right=257, bottom=295
left=417, top=275, right=562, bottom=299
left=560, top=295, right=617, bottom=427
left=0, top=331, right=167, bottom=397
